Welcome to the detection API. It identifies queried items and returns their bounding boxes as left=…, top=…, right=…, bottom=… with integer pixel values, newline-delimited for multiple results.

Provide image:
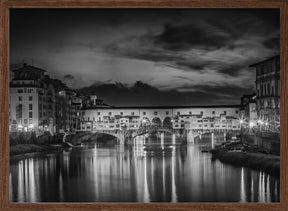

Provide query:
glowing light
left=17, top=124, right=23, bottom=129
left=28, top=124, right=34, bottom=129
left=249, top=122, right=255, bottom=128
left=265, top=122, right=269, bottom=126
left=240, top=120, right=244, bottom=124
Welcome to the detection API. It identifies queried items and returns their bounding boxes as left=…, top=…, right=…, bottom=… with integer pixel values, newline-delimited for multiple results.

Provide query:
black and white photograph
left=9, top=8, right=280, bottom=203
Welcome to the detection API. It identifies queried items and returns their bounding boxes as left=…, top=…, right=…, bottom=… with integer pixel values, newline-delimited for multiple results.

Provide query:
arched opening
left=163, top=117, right=173, bottom=129
left=151, top=117, right=162, bottom=128
left=140, top=117, right=151, bottom=127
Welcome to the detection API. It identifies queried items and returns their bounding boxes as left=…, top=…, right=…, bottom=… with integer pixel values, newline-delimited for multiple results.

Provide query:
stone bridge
left=71, top=127, right=235, bottom=148
left=70, top=130, right=126, bottom=145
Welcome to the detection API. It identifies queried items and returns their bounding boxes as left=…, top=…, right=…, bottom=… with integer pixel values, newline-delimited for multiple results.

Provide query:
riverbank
left=212, top=147, right=280, bottom=177
left=10, top=143, right=67, bottom=160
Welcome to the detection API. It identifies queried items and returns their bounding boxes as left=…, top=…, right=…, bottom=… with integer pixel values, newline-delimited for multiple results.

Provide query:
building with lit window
left=239, top=94, right=257, bottom=124
left=249, top=55, right=280, bottom=132
left=9, top=64, right=56, bottom=134
left=80, top=106, right=240, bottom=132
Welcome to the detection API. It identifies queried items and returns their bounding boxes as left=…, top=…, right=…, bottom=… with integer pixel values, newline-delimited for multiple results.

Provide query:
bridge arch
left=71, top=131, right=121, bottom=145
left=151, top=117, right=162, bottom=127
left=140, top=117, right=151, bottom=127
left=163, top=117, right=173, bottom=129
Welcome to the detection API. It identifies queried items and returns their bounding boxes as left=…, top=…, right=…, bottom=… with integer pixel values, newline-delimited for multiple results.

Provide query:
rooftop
left=12, top=63, right=46, bottom=73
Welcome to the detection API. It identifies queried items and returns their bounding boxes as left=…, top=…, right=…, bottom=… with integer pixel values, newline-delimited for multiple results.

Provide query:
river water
left=9, top=133, right=280, bottom=202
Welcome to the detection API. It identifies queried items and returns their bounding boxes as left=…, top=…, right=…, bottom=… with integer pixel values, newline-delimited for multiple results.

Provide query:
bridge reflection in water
left=9, top=133, right=279, bottom=202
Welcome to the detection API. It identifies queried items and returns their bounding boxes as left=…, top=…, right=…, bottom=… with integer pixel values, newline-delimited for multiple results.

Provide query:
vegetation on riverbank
left=10, top=133, right=118, bottom=158
left=10, top=144, right=64, bottom=157
left=211, top=142, right=280, bottom=177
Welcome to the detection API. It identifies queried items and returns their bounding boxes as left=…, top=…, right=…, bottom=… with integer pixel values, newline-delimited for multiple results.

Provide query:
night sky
left=10, top=9, right=279, bottom=106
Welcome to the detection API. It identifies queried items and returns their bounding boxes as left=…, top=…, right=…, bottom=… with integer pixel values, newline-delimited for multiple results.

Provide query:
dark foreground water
left=9, top=134, right=280, bottom=202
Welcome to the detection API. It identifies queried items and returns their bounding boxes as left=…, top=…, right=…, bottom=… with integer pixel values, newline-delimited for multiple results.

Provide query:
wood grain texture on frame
left=0, top=0, right=287, bottom=210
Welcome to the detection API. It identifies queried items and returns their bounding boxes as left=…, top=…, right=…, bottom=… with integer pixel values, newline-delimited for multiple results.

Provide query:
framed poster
left=0, top=0, right=287, bottom=210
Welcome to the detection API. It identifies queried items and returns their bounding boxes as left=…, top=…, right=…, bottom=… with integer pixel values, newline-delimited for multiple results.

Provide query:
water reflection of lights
left=240, top=168, right=246, bottom=202
left=171, top=146, right=178, bottom=202
left=12, top=159, right=37, bottom=202
left=9, top=133, right=280, bottom=202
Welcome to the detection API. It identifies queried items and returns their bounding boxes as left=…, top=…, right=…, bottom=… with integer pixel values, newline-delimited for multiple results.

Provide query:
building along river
left=9, top=133, right=279, bottom=202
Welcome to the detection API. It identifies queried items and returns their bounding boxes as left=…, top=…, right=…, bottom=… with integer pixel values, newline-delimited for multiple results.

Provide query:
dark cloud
left=154, top=23, right=230, bottom=51
left=180, top=84, right=254, bottom=96
left=175, top=61, right=210, bottom=72
left=78, top=81, right=253, bottom=106
left=63, top=74, right=75, bottom=80
left=211, top=63, right=248, bottom=77
left=263, top=35, right=280, bottom=50
left=10, top=9, right=279, bottom=105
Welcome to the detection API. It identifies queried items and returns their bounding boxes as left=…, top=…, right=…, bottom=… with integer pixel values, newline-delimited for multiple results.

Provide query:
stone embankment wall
left=243, top=133, right=280, bottom=155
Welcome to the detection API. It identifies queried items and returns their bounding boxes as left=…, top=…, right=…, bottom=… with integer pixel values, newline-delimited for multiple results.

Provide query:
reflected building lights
left=9, top=173, right=13, bottom=201
left=9, top=133, right=279, bottom=203
left=17, top=161, right=24, bottom=202
left=267, top=175, right=271, bottom=202
left=251, top=174, right=254, bottom=202
left=171, top=147, right=178, bottom=203
left=59, top=171, right=64, bottom=201
left=143, top=156, right=150, bottom=203
left=162, top=151, right=166, bottom=200
left=28, top=159, right=36, bottom=202
left=240, top=167, right=246, bottom=202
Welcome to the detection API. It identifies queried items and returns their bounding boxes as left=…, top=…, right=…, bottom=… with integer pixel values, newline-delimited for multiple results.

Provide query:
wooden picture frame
left=0, top=0, right=287, bottom=210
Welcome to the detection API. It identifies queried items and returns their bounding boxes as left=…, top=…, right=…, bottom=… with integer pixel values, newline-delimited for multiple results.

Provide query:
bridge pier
left=187, top=130, right=195, bottom=144
left=119, top=135, right=125, bottom=145
left=161, top=133, right=164, bottom=147
left=172, top=133, right=176, bottom=145
left=211, top=132, right=215, bottom=149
